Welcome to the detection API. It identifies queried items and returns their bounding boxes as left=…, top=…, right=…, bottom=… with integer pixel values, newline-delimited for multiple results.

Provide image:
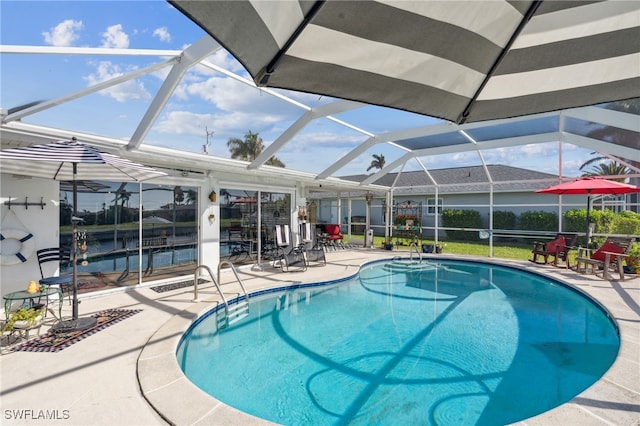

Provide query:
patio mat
left=150, top=278, right=207, bottom=293
left=14, top=309, right=141, bottom=353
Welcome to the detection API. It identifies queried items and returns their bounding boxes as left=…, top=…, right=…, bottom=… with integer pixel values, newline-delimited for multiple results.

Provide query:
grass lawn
left=358, top=235, right=534, bottom=262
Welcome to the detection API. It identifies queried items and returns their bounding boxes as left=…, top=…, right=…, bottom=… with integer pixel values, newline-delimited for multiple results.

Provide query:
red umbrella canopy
left=536, top=177, right=640, bottom=195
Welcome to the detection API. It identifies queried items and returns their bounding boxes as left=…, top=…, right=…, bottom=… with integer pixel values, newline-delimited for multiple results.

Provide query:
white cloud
left=153, top=27, right=171, bottom=42
left=42, top=20, right=83, bottom=46
left=101, top=24, right=129, bottom=48
left=84, top=61, right=151, bottom=102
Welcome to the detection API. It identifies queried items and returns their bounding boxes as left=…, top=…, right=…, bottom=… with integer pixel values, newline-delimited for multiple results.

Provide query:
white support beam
left=459, top=129, right=493, bottom=184
left=361, top=153, right=413, bottom=185
left=411, top=132, right=561, bottom=157
left=316, top=135, right=381, bottom=179
left=564, top=105, right=640, bottom=133
left=126, top=36, right=221, bottom=151
left=360, top=133, right=561, bottom=186
left=0, top=44, right=180, bottom=57
left=249, top=100, right=364, bottom=169
left=317, top=122, right=462, bottom=179
left=3, top=57, right=178, bottom=123
left=562, top=133, right=640, bottom=160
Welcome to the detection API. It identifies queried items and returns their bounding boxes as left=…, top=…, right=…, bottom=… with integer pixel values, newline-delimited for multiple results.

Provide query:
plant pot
left=12, top=315, right=42, bottom=329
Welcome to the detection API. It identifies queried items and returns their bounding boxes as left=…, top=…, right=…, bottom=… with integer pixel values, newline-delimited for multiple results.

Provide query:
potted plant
left=626, top=242, right=640, bottom=274
left=382, top=238, right=394, bottom=250
left=1, top=307, right=44, bottom=335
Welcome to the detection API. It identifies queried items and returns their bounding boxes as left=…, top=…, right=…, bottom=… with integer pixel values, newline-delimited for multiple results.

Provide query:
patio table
left=4, top=286, right=61, bottom=319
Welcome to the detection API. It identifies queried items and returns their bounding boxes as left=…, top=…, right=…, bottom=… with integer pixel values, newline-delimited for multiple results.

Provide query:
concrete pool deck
left=1, top=249, right=638, bottom=425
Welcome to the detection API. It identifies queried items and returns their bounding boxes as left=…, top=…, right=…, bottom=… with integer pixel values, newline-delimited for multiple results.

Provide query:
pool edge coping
left=136, top=255, right=628, bottom=426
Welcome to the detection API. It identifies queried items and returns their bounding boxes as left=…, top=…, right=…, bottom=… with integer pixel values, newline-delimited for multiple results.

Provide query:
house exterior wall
left=314, top=190, right=593, bottom=238
left=1, top=175, right=60, bottom=297
left=0, top=170, right=305, bottom=304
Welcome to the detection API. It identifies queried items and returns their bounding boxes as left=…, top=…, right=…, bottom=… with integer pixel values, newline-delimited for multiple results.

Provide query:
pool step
left=217, top=300, right=249, bottom=329
left=383, top=261, right=437, bottom=272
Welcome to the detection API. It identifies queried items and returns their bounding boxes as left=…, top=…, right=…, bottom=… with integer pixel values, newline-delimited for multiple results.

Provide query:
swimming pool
left=177, top=259, right=619, bottom=425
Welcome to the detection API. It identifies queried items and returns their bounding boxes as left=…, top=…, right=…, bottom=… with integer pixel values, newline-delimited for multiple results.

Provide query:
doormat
left=150, top=279, right=207, bottom=293
left=13, top=309, right=142, bottom=353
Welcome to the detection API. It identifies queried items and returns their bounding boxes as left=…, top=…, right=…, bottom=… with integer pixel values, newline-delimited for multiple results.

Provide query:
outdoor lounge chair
left=273, top=225, right=307, bottom=272
left=530, top=233, right=578, bottom=268
left=300, top=222, right=326, bottom=266
left=574, top=237, right=635, bottom=280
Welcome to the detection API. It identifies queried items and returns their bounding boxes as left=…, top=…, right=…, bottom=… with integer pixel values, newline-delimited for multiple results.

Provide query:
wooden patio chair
left=574, top=237, right=635, bottom=280
left=530, top=233, right=578, bottom=268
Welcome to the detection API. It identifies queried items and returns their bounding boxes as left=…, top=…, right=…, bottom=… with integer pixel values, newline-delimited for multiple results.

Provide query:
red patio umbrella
left=536, top=177, right=640, bottom=243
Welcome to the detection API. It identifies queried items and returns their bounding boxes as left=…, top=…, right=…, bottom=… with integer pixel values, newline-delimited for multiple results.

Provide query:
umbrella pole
left=53, top=163, right=97, bottom=332
left=585, top=195, right=591, bottom=247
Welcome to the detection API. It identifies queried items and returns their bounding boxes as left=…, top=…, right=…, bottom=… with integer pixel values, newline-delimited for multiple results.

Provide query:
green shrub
left=520, top=211, right=557, bottom=231
left=611, top=212, right=640, bottom=235
left=563, top=209, right=586, bottom=233
left=563, top=209, right=618, bottom=234
left=493, top=210, right=516, bottom=230
left=442, top=209, right=483, bottom=241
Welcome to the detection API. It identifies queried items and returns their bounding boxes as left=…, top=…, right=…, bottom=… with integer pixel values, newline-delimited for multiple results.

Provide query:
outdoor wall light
left=208, top=190, right=217, bottom=202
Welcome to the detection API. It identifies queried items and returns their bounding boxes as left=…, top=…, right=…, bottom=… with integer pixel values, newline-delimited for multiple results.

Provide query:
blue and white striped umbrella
left=0, top=138, right=166, bottom=182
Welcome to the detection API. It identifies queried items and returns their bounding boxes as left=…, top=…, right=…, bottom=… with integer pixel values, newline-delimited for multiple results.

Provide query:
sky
left=0, top=1, right=599, bottom=178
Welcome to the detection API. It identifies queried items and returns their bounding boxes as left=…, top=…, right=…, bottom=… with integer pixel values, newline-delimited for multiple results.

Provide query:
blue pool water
left=177, top=259, right=619, bottom=425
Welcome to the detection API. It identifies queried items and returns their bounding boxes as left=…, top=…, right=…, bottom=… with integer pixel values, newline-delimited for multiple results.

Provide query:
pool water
left=177, top=259, right=619, bottom=425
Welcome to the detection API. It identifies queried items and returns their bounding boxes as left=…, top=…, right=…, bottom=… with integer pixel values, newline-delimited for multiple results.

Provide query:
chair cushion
left=545, top=236, right=565, bottom=253
left=591, top=242, right=625, bottom=261
left=324, top=224, right=341, bottom=236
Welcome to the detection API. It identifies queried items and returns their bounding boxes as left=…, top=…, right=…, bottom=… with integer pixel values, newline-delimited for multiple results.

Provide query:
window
left=427, top=198, right=443, bottom=215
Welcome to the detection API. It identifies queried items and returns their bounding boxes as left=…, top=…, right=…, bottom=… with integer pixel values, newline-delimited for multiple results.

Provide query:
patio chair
left=273, top=225, right=307, bottom=272
left=300, top=222, right=326, bottom=266
left=574, top=237, right=635, bottom=280
left=37, top=247, right=73, bottom=311
left=324, top=224, right=345, bottom=250
left=530, top=233, right=578, bottom=268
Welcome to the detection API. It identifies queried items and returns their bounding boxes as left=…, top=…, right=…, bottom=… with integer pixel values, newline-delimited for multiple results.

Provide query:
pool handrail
left=409, top=242, right=423, bottom=263
left=193, top=261, right=250, bottom=327
left=217, top=260, right=249, bottom=305
left=192, top=264, right=220, bottom=303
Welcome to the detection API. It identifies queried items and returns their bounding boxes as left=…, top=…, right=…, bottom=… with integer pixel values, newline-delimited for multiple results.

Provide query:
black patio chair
left=37, top=247, right=73, bottom=309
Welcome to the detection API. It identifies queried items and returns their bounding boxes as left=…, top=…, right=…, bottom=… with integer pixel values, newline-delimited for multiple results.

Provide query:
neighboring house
left=309, top=165, right=629, bottom=238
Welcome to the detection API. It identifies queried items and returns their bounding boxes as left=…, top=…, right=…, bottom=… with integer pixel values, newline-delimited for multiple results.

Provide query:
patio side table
left=3, top=286, right=61, bottom=320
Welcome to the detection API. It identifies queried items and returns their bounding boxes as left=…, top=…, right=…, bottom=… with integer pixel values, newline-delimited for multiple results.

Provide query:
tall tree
left=580, top=158, right=630, bottom=182
left=173, top=186, right=185, bottom=205
left=367, top=154, right=385, bottom=172
left=227, top=131, right=285, bottom=167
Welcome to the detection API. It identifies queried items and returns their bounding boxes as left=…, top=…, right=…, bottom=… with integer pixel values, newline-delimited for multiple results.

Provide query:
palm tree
left=367, top=154, right=385, bottom=172
left=580, top=157, right=630, bottom=182
left=185, top=189, right=197, bottom=205
left=265, top=156, right=285, bottom=167
left=173, top=186, right=185, bottom=205
left=227, top=131, right=285, bottom=167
